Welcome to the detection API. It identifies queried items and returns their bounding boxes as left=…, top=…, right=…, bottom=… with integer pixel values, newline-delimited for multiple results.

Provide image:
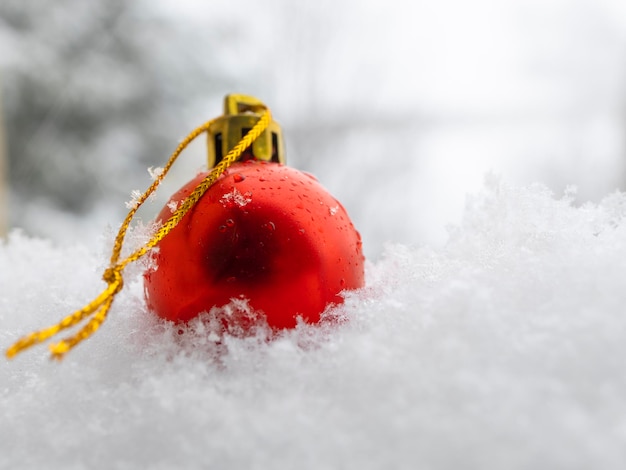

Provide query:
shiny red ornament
left=144, top=160, right=364, bottom=329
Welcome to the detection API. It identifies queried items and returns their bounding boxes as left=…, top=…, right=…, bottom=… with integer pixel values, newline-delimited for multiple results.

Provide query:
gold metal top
left=207, top=94, right=285, bottom=168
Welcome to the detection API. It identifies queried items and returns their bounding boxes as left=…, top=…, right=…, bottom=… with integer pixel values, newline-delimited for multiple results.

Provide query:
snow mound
left=2, top=177, right=626, bottom=469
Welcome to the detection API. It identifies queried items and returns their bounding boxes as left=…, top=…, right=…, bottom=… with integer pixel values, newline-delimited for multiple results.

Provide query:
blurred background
left=1, top=0, right=626, bottom=259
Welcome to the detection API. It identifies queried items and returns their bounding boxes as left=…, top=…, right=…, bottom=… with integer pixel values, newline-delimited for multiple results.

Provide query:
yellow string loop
left=5, top=108, right=272, bottom=361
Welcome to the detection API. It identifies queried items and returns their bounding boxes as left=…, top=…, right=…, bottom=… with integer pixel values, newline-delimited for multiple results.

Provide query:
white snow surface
left=2, top=176, right=626, bottom=469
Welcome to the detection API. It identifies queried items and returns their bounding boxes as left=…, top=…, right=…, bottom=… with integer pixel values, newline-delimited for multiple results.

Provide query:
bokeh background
left=1, top=0, right=626, bottom=259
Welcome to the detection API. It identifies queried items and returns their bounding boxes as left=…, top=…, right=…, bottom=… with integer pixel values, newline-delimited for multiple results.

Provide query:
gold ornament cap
left=207, top=94, right=285, bottom=168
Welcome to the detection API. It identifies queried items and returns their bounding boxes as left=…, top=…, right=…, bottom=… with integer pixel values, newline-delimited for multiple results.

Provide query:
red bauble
left=144, top=160, right=364, bottom=329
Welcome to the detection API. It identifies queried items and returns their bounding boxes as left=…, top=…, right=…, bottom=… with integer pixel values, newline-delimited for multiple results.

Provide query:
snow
left=2, top=176, right=626, bottom=469
left=148, top=167, right=165, bottom=181
left=125, top=189, right=143, bottom=210
left=220, top=188, right=253, bottom=208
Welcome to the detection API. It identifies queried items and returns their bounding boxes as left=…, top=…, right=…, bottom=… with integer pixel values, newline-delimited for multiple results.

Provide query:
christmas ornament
left=6, top=94, right=364, bottom=360
left=145, top=95, right=364, bottom=329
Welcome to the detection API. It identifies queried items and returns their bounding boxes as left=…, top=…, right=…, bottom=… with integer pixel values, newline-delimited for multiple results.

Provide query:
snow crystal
left=148, top=166, right=165, bottom=181
left=220, top=188, right=252, bottom=208
left=166, top=199, right=179, bottom=212
left=2, top=178, right=626, bottom=469
left=125, top=189, right=143, bottom=209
